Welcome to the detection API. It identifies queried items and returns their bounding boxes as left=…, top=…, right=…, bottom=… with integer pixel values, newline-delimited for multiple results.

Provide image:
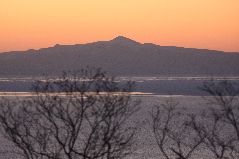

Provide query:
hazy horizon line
left=1, top=36, right=239, bottom=54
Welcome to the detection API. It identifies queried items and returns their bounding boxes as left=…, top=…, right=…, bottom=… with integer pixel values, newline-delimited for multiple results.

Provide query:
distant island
left=0, top=36, right=239, bottom=77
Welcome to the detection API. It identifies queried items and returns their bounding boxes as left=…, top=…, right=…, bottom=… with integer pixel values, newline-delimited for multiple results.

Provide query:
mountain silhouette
left=0, top=36, right=239, bottom=77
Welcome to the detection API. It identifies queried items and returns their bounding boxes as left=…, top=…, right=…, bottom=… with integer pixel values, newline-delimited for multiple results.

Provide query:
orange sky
left=1, top=0, right=239, bottom=52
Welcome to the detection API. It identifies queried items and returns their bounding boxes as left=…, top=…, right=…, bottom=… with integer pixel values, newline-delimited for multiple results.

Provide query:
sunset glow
left=1, top=0, right=239, bottom=52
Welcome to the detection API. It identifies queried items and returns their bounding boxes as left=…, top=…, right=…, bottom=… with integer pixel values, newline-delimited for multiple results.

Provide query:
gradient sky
left=1, top=0, right=239, bottom=52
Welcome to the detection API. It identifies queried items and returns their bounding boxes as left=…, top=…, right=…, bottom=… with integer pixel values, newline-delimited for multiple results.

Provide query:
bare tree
left=150, top=98, right=204, bottom=159
left=0, top=68, right=140, bottom=159
left=188, top=80, right=239, bottom=159
left=150, top=80, right=239, bottom=159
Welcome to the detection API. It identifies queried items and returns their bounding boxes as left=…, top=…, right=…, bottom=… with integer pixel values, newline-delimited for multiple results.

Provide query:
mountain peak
left=111, top=36, right=140, bottom=45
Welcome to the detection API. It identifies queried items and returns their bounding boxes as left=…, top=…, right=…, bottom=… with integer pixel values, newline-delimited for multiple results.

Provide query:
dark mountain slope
left=0, top=36, right=238, bottom=77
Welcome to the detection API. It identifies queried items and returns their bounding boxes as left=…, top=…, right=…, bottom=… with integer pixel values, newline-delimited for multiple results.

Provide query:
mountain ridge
left=0, top=36, right=239, bottom=77
left=1, top=36, right=238, bottom=54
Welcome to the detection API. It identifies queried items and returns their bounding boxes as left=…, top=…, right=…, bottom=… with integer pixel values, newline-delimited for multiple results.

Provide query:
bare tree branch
left=0, top=68, right=140, bottom=159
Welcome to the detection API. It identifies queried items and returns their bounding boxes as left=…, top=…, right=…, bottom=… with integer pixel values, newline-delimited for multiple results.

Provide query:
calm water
left=0, top=76, right=239, bottom=95
left=0, top=76, right=238, bottom=158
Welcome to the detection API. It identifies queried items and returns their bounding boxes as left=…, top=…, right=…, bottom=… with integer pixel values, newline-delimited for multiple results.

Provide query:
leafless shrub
left=191, top=80, right=239, bottom=159
left=0, top=68, right=140, bottom=159
left=150, top=80, right=239, bottom=159
left=150, top=98, right=204, bottom=159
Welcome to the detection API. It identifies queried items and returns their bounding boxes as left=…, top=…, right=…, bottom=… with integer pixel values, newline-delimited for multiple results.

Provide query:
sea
left=0, top=76, right=238, bottom=158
